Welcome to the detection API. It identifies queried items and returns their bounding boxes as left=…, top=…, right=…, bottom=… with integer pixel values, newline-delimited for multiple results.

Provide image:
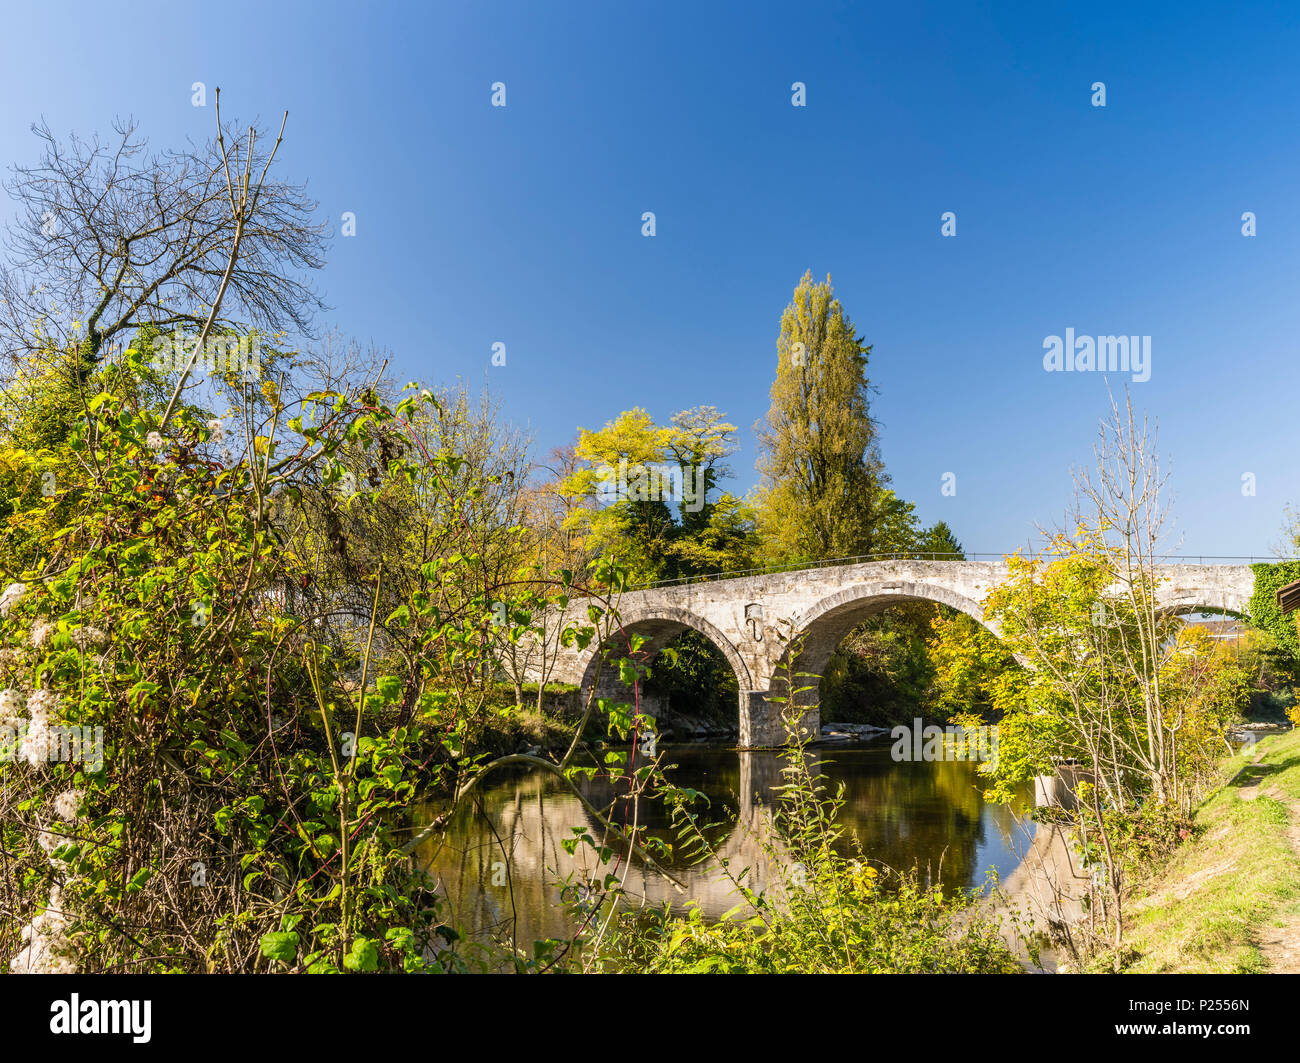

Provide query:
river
left=413, top=734, right=1036, bottom=957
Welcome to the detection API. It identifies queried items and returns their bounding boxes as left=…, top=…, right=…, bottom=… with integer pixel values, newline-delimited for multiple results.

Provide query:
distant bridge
left=526, top=555, right=1259, bottom=747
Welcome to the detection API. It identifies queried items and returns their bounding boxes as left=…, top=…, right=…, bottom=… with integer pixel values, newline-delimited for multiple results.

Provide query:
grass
left=1122, top=727, right=1300, bottom=972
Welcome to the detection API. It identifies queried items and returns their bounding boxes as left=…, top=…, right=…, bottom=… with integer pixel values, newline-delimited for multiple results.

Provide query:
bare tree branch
left=0, top=108, right=328, bottom=375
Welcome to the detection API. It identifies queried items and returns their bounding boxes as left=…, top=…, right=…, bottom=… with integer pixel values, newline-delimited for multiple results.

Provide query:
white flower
left=206, top=418, right=225, bottom=443
left=36, top=823, right=67, bottom=854
left=146, top=431, right=164, bottom=449
left=22, top=717, right=49, bottom=766
left=0, top=583, right=27, bottom=618
left=53, top=789, right=83, bottom=821
left=220, top=447, right=233, bottom=465
left=25, top=689, right=58, bottom=726
left=70, top=626, right=107, bottom=650
left=21, top=690, right=59, bottom=766
left=29, top=620, right=54, bottom=648
left=0, top=688, right=23, bottom=715
left=9, top=885, right=77, bottom=974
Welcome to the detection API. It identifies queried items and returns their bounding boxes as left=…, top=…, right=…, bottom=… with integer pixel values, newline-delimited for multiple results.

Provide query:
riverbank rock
left=818, top=721, right=891, bottom=742
left=1229, top=721, right=1292, bottom=736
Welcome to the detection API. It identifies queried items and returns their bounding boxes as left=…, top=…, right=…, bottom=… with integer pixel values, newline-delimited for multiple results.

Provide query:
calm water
left=413, top=735, right=1036, bottom=953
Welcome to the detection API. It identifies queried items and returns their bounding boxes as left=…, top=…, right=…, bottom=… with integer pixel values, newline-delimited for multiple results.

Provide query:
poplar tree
left=754, top=270, right=888, bottom=562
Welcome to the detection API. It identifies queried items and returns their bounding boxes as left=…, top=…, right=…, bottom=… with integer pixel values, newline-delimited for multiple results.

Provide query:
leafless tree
left=0, top=111, right=329, bottom=373
left=1070, top=386, right=1182, bottom=805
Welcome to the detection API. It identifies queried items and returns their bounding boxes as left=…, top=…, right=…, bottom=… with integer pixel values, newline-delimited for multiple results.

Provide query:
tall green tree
left=754, top=271, right=889, bottom=563
left=916, top=519, right=963, bottom=558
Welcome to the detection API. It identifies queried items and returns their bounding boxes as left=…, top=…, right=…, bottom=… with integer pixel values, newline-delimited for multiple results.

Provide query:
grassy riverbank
left=435, top=683, right=583, bottom=760
left=1121, top=727, right=1300, bottom=973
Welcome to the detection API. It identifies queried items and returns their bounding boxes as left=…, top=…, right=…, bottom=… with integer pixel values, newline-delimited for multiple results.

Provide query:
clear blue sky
left=2, top=0, right=1296, bottom=557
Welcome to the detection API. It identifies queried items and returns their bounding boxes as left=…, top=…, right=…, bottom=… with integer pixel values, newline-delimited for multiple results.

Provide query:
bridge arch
left=576, top=604, right=753, bottom=705
left=776, top=580, right=1005, bottom=702
left=1155, top=600, right=1247, bottom=620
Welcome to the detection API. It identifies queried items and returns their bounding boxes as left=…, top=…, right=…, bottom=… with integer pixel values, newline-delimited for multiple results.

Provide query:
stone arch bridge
left=525, top=559, right=1256, bottom=748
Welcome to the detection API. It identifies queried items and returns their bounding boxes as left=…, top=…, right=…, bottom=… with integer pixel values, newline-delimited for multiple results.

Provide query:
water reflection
left=413, top=737, right=1034, bottom=953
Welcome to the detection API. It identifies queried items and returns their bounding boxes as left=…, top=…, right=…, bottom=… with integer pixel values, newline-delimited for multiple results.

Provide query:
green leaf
left=343, top=936, right=379, bottom=972
left=260, top=931, right=300, bottom=964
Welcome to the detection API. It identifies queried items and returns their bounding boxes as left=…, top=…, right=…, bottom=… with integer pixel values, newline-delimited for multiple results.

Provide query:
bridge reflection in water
left=412, top=740, right=1036, bottom=953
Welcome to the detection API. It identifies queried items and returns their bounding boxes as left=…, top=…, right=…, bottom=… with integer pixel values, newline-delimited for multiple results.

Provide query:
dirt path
left=1236, top=747, right=1300, bottom=973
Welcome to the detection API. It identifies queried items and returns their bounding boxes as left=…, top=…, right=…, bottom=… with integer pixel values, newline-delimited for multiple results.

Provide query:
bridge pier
left=576, top=682, right=816, bottom=749
left=739, top=690, right=818, bottom=749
